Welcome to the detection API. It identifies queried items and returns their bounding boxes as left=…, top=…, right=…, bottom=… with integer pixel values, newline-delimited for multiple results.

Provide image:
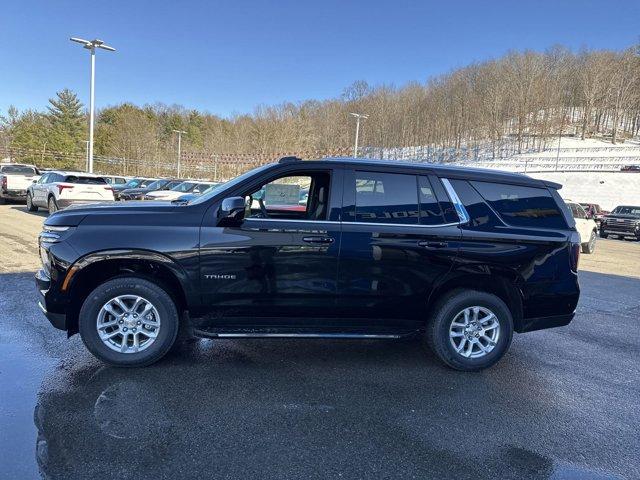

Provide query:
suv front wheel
left=426, top=290, right=513, bottom=371
left=78, top=277, right=180, bottom=367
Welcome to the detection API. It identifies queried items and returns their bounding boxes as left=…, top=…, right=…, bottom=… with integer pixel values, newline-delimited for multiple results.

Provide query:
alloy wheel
left=449, top=306, right=500, bottom=358
left=96, top=295, right=161, bottom=353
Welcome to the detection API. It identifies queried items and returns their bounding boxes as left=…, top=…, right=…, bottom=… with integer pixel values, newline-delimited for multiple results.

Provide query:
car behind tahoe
left=35, top=157, right=580, bottom=371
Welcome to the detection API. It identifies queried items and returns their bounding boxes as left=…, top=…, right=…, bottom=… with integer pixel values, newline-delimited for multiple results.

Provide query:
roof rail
left=278, top=156, right=302, bottom=164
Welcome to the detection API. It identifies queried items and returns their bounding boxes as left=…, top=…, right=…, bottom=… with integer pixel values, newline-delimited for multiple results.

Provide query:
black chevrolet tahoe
left=35, top=157, right=581, bottom=371
left=599, top=205, right=640, bottom=240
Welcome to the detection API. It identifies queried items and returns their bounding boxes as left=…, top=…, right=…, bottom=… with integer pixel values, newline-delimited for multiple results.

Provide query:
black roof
left=277, top=157, right=562, bottom=190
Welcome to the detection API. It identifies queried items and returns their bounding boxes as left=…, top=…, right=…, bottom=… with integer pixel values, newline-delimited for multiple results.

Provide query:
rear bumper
left=519, top=312, right=574, bottom=333
left=35, top=269, right=67, bottom=331
left=57, top=198, right=112, bottom=209
left=1, top=189, right=28, bottom=200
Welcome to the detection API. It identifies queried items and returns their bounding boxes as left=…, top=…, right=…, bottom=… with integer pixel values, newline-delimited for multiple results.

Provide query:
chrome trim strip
left=244, top=218, right=459, bottom=228
left=212, top=332, right=401, bottom=339
left=342, top=221, right=459, bottom=228
left=441, top=178, right=470, bottom=224
left=245, top=218, right=339, bottom=224
left=38, top=301, right=48, bottom=314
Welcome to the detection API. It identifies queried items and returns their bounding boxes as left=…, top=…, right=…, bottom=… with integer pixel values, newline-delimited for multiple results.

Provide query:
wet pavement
left=0, top=204, right=639, bottom=479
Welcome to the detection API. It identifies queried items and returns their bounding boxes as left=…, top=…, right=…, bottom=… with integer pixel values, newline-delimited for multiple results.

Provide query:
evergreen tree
left=47, top=89, right=85, bottom=154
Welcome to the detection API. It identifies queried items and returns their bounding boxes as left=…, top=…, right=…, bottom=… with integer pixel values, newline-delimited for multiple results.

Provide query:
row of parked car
left=0, top=163, right=221, bottom=214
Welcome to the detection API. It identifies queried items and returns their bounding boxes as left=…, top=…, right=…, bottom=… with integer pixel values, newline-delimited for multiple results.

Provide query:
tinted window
left=471, top=181, right=567, bottom=229
left=114, top=177, right=127, bottom=184
left=418, top=176, right=445, bottom=225
left=1, top=165, right=36, bottom=174
left=64, top=175, right=107, bottom=184
left=355, top=172, right=418, bottom=224
left=612, top=206, right=640, bottom=216
left=172, top=182, right=198, bottom=193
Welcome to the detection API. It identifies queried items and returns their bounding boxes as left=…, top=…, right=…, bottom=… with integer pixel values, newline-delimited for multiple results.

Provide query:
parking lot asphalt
left=0, top=203, right=638, bottom=480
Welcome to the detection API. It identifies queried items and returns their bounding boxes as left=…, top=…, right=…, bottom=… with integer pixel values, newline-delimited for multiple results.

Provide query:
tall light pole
left=172, top=130, right=187, bottom=177
left=70, top=37, right=115, bottom=173
left=349, top=112, right=368, bottom=157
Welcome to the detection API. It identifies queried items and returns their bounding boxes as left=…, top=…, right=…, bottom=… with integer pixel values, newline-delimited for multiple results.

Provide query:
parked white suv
left=566, top=201, right=598, bottom=254
left=0, top=163, right=40, bottom=203
left=27, top=171, right=115, bottom=214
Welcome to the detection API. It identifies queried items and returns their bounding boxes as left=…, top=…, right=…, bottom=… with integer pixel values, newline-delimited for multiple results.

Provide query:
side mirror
left=218, top=196, right=245, bottom=225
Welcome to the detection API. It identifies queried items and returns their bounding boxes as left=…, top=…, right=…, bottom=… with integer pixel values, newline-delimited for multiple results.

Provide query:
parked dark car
left=112, top=177, right=156, bottom=200
left=35, top=157, right=580, bottom=371
left=620, top=165, right=640, bottom=172
left=600, top=205, right=640, bottom=240
left=119, top=179, right=184, bottom=201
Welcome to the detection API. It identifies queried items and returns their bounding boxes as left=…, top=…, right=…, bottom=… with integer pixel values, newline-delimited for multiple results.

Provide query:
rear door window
left=354, top=172, right=419, bottom=225
left=471, top=181, right=567, bottom=229
left=418, top=176, right=445, bottom=225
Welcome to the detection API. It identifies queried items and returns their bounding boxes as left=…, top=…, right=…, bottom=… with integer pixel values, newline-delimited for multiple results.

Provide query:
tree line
left=1, top=44, right=639, bottom=171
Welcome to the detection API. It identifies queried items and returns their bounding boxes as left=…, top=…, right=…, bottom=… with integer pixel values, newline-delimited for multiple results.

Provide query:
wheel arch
left=63, top=250, right=193, bottom=335
left=427, top=269, right=524, bottom=332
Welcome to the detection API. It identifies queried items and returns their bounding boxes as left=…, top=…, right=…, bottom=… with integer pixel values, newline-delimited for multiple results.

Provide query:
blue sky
left=1, top=0, right=638, bottom=118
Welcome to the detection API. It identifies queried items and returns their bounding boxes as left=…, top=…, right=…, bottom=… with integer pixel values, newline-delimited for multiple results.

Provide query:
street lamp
left=349, top=112, right=368, bottom=157
left=172, top=130, right=187, bottom=177
left=70, top=37, right=116, bottom=173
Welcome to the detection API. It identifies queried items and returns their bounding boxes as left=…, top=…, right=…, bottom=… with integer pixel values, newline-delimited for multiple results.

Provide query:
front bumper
left=35, top=269, right=67, bottom=331
left=601, top=226, right=640, bottom=237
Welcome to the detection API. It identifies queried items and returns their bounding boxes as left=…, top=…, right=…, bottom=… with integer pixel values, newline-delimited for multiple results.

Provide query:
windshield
left=612, top=206, right=640, bottom=216
left=124, top=178, right=145, bottom=188
left=144, top=179, right=168, bottom=190
left=189, top=164, right=274, bottom=205
left=1, top=165, right=36, bottom=175
left=172, top=182, right=198, bottom=193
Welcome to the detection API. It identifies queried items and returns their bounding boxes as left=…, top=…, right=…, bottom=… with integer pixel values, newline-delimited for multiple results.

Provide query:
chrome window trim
left=441, top=178, right=470, bottom=224
left=244, top=217, right=459, bottom=228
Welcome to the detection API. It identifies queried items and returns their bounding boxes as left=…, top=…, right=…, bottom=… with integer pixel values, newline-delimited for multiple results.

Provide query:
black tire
left=599, top=229, right=608, bottom=239
left=581, top=230, right=597, bottom=254
left=425, top=289, right=513, bottom=371
left=47, top=196, right=58, bottom=214
left=79, top=277, right=180, bottom=367
left=26, top=192, right=38, bottom=212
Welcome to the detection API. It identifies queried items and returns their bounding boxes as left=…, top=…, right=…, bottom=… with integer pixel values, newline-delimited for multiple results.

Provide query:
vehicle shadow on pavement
left=9, top=204, right=48, bottom=217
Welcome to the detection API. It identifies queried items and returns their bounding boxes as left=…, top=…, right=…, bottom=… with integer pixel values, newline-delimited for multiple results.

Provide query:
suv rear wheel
left=426, top=290, right=513, bottom=371
left=48, top=196, right=58, bottom=214
left=26, top=192, right=38, bottom=212
left=78, top=277, right=180, bottom=367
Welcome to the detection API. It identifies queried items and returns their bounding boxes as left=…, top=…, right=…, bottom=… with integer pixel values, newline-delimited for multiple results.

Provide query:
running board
left=193, top=329, right=410, bottom=340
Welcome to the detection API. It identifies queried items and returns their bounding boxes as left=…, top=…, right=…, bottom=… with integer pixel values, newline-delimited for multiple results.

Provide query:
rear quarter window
left=471, top=181, right=567, bottom=229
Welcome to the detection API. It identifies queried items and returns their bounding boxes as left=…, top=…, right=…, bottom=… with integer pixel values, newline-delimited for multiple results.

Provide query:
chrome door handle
left=302, top=236, right=334, bottom=244
left=418, top=241, right=447, bottom=249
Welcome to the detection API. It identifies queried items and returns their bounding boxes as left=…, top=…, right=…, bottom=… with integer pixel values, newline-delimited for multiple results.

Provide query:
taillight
left=569, top=232, right=580, bottom=272
left=104, top=186, right=113, bottom=191
left=57, top=184, right=74, bottom=194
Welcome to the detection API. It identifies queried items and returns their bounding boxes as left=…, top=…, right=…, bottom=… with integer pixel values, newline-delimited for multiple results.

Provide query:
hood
left=43, top=201, right=178, bottom=227
left=605, top=213, right=640, bottom=220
